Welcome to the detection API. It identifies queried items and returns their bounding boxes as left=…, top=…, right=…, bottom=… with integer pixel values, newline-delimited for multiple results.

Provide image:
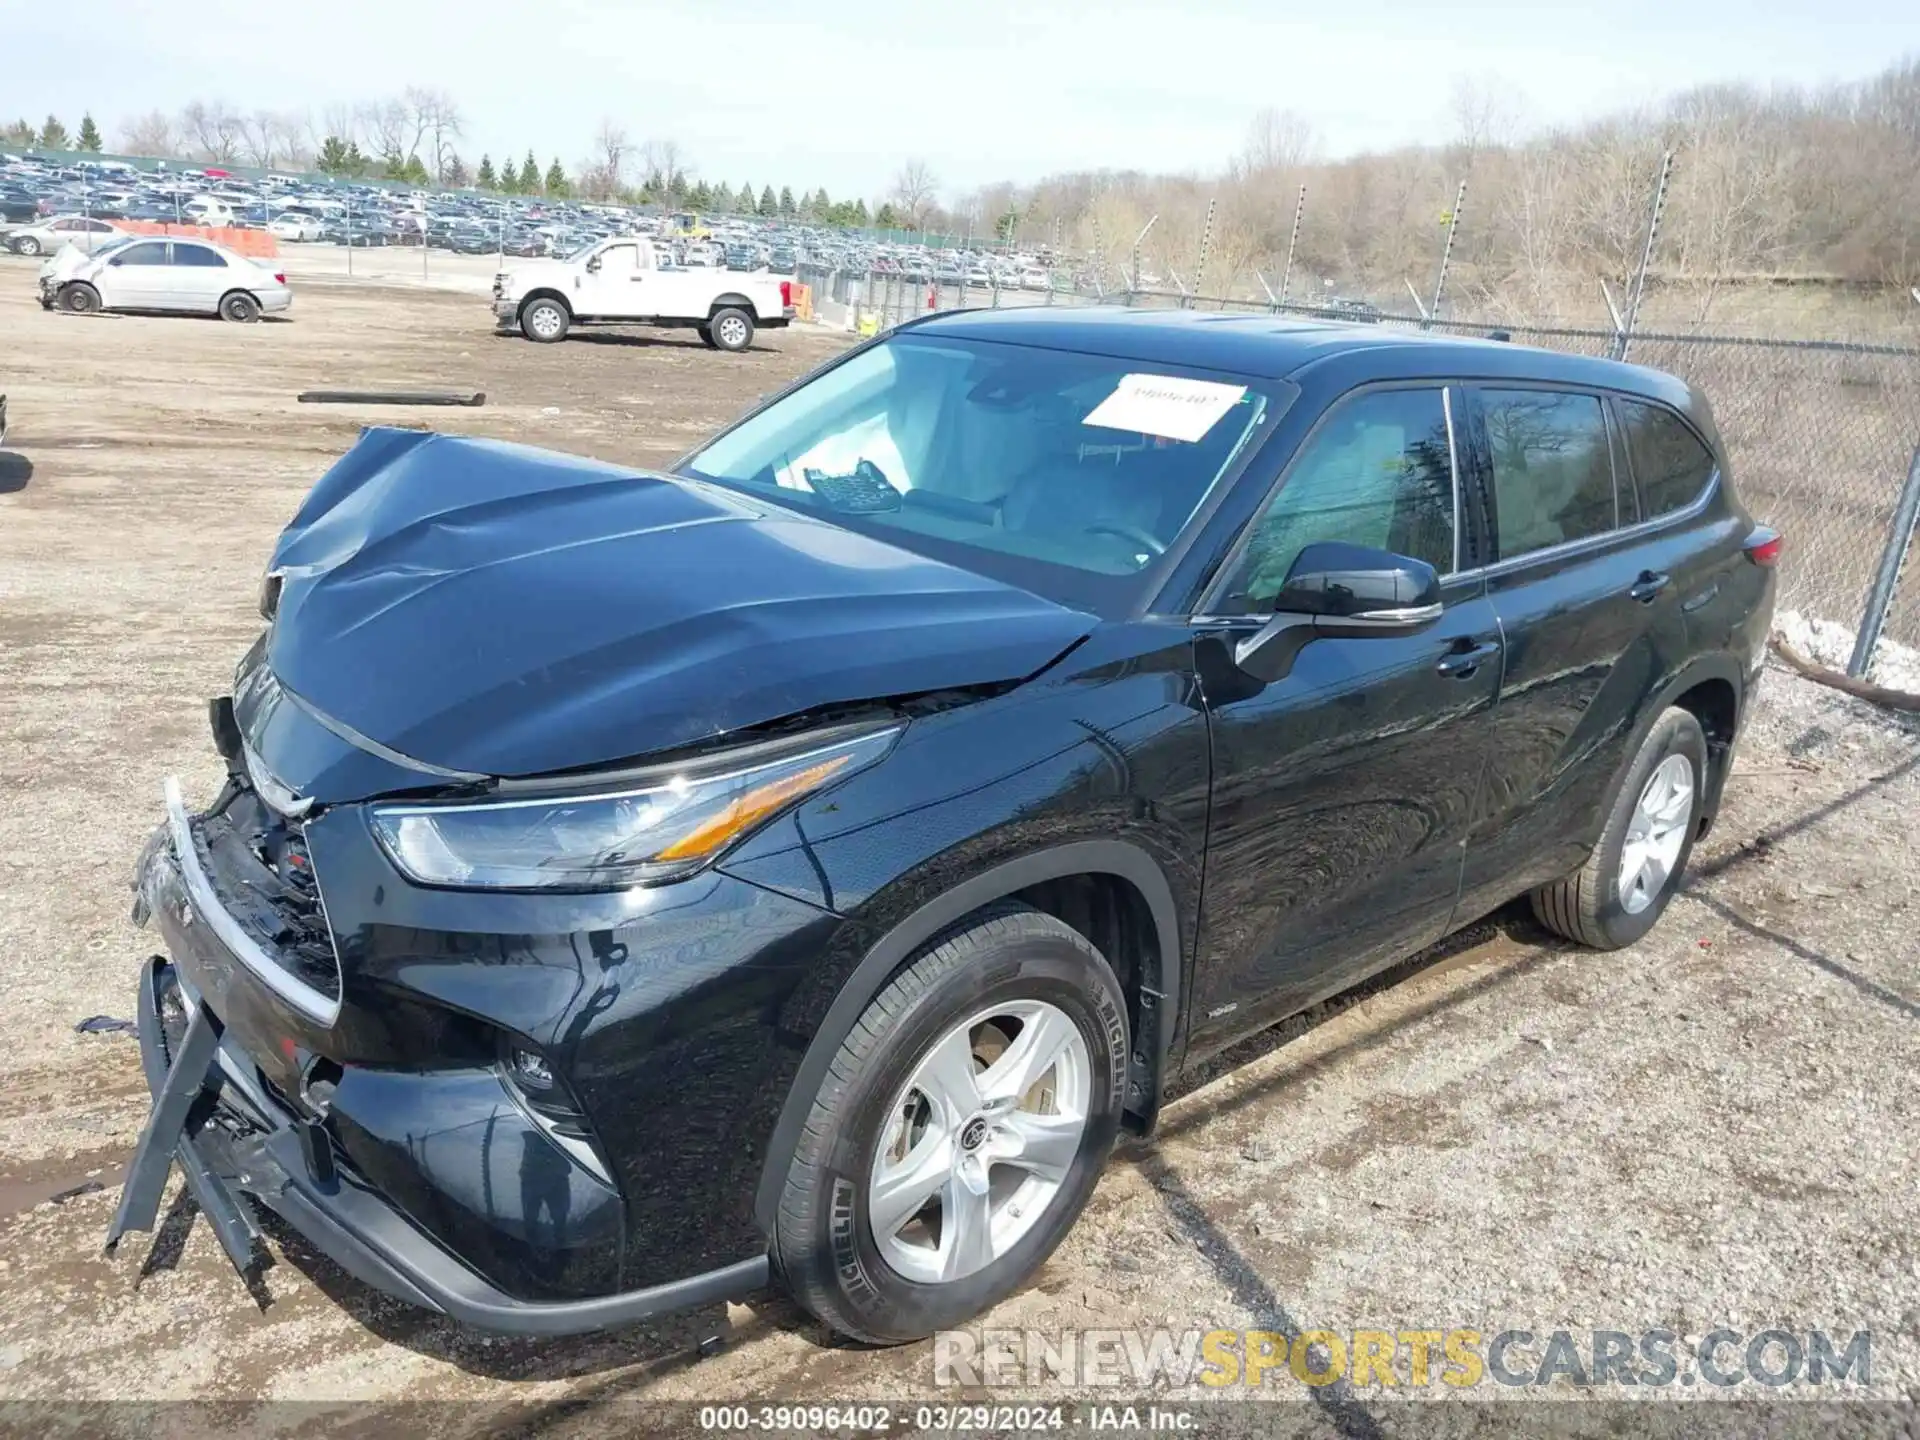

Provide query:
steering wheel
left=1083, top=522, right=1166, bottom=558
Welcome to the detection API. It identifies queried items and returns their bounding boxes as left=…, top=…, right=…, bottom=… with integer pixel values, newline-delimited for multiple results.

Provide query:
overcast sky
left=6, top=0, right=1911, bottom=197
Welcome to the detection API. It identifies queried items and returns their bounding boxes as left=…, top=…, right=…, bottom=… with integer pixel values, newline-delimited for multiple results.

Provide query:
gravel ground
left=0, top=266, right=1916, bottom=1436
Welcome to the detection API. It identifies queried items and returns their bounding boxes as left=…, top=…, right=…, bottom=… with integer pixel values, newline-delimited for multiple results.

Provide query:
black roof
left=913, top=306, right=1695, bottom=410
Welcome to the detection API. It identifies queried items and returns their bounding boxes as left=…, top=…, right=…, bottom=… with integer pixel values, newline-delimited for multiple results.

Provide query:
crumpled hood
left=40, top=244, right=89, bottom=282
left=264, top=428, right=1094, bottom=782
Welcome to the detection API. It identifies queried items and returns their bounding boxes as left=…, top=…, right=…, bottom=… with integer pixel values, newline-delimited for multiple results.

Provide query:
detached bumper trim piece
left=110, top=955, right=772, bottom=1336
left=161, top=775, right=342, bottom=1027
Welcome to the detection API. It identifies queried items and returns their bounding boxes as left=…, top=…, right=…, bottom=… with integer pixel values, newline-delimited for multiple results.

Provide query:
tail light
left=1744, top=527, right=1783, bottom=567
left=779, top=279, right=793, bottom=307
left=273, top=272, right=286, bottom=285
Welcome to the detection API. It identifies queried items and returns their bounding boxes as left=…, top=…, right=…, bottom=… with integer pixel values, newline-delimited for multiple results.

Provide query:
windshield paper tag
left=1083, top=374, right=1248, bottom=443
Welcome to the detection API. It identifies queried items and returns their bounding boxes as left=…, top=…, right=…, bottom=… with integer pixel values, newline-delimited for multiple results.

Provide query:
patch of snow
left=1775, top=610, right=1920, bottom=694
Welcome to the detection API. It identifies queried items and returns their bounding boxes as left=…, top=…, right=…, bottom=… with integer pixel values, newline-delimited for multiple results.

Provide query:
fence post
left=1848, top=441, right=1920, bottom=678
left=1427, top=180, right=1466, bottom=329
left=1130, top=215, right=1157, bottom=295
left=1190, top=197, right=1216, bottom=308
left=1618, top=149, right=1674, bottom=363
left=1278, top=184, right=1306, bottom=308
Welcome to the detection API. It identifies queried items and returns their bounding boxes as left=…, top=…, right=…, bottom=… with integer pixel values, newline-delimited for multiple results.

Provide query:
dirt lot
left=0, top=265, right=1916, bottom=1435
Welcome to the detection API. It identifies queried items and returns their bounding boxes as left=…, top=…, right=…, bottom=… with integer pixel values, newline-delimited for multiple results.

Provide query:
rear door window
left=116, top=242, right=170, bottom=265
left=1480, top=389, right=1617, bottom=560
left=1617, top=399, right=1716, bottom=518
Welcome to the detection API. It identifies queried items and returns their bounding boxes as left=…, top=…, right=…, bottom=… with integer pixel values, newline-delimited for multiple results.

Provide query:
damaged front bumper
left=107, top=780, right=771, bottom=1335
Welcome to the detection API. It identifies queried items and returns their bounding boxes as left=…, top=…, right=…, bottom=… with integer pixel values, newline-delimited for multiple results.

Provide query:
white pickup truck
left=492, top=236, right=795, bottom=351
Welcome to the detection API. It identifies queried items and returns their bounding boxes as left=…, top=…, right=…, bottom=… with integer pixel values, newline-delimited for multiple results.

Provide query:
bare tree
left=364, top=99, right=412, bottom=163
left=406, top=88, right=462, bottom=182
left=891, top=158, right=939, bottom=228
left=179, top=101, right=243, bottom=164
left=592, top=120, right=631, bottom=197
left=1237, top=108, right=1320, bottom=175
left=239, top=110, right=287, bottom=169
left=119, top=110, right=178, bottom=160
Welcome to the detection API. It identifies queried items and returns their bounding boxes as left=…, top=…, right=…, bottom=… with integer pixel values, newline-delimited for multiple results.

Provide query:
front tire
left=520, top=297, right=569, bottom=343
left=1531, top=706, right=1709, bottom=949
left=60, top=282, right=100, bottom=315
left=708, top=306, right=754, bottom=352
left=219, top=291, right=260, bottom=323
left=774, top=906, right=1128, bottom=1344
left=15, top=236, right=42, bottom=257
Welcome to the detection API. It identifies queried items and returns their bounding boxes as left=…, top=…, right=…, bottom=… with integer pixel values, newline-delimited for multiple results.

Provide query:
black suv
left=112, top=308, right=1777, bottom=1344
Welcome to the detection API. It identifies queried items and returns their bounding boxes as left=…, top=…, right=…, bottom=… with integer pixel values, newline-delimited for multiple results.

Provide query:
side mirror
left=1270, top=541, right=1442, bottom=629
left=584, top=255, right=601, bottom=273
left=1234, top=542, right=1443, bottom=681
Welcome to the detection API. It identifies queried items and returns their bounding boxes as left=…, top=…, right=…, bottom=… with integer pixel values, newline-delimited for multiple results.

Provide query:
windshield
left=680, top=333, right=1275, bottom=609
left=562, top=236, right=602, bottom=262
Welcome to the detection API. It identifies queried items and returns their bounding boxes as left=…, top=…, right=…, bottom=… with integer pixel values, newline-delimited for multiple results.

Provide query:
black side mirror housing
left=1235, top=542, right=1444, bottom=681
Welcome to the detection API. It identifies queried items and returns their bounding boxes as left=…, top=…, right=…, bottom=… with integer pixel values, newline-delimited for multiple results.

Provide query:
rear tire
left=1531, top=706, right=1708, bottom=949
left=774, top=906, right=1128, bottom=1344
left=60, top=282, right=100, bottom=315
left=219, top=291, right=260, bottom=323
left=520, top=297, right=569, bottom=342
left=696, top=323, right=719, bottom=349
left=708, top=306, right=754, bottom=352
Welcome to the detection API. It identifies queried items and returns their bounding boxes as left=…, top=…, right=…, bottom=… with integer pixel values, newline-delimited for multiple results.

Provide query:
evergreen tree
left=544, top=157, right=568, bottom=196
left=76, top=113, right=103, bottom=151
left=317, top=135, right=353, bottom=174
left=39, top=115, right=69, bottom=150
left=519, top=151, right=540, bottom=191
left=758, top=184, right=776, bottom=215
left=444, top=152, right=470, bottom=188
left=778, top=185, right=795, bottom=217
left=0, top=119, right=35, bottom=149
left=875, top=202, right=900, bottom=230
left=476, top=153, right=497, bottom=189
left=711, top=182, right=734, bottom=214
left=737, top=181, right=755, bottom=213
left=689, top=180, right=713, bottom=210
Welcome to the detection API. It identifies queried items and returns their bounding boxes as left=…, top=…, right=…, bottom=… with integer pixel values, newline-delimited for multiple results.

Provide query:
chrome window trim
left=1442, top=385, right=1462, bottom=575
left=163, top=777, right=343, bottom=1028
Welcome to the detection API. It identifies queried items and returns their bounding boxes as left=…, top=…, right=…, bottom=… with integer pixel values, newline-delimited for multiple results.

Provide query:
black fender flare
left=751, top=839, right=1181, bottom=1232
left=1639, top=649, right=1747, bottom=819
left=707, top=293, right=755, bottom=315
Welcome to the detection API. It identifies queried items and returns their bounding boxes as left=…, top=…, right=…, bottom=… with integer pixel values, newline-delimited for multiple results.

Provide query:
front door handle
left=1437, top=639, right=1501, bottom=678
left=1630, top=570, right=1671, bottom=604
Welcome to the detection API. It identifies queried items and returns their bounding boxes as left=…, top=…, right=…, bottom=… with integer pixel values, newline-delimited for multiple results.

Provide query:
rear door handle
left=1630, top=570, right=1671, bottom=603
left=1437, top=639, right=1501, bottom=678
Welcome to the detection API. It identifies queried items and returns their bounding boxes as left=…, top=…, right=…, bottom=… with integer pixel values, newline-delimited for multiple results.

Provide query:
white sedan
left=6, top=214, right=122, bottom=257
left=39, top=237, right=291, bottom=322
left=268, top=213, right=326, bottom=242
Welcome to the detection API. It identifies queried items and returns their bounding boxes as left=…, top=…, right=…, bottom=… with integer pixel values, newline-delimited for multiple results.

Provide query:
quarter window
left=172, top=245, right=227, bottom=267
left=1217, top=387, right=1455, bottom=610
left=1481, top=389, right=1616, bottom=560
left=1618, top=399, right=1716, bottom=518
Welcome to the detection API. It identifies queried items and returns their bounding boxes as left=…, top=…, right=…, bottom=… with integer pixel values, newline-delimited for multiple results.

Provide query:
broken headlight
left=368, top=724, right=899, bottom=891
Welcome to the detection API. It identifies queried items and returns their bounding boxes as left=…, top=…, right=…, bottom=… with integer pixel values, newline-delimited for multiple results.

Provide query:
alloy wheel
left=1618, top=753, right=1694, bottom=915
left=868, top=999, right=1090, bottom=1284
left=718, top=315, right=749, bottom=348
